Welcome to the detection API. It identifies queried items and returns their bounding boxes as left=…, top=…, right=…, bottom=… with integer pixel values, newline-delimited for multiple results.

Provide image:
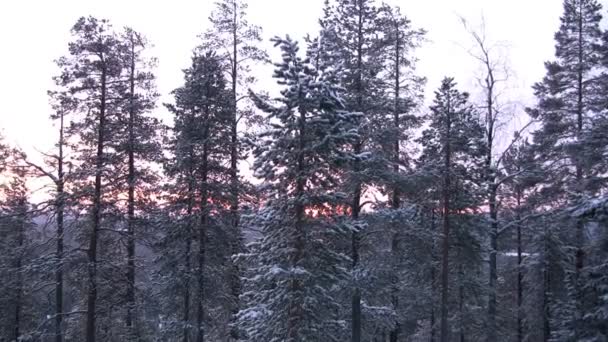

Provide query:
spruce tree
left=238, top=36, right=359, bottom=342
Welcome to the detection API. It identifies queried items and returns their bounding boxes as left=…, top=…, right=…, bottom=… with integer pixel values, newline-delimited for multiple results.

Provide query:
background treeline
left=0, top=0, right=607, bottom=341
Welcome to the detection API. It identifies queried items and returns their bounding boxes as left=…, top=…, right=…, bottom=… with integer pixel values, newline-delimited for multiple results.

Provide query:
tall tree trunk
left=485, top=55, right=498, bottom=342
left=543, top=224, right=551, bottom=342
left=55, top=111, right=66, bottom=342
left=86, top=65, right=107, bottom=342
left=183, top=237, right=192, bottom=342
left=430, top=209, right=437, bottom=342
left=196, top=127, right=210, bottom=342
left=516, top=190, right=523, bottom=342
left=126, top=33, right=137, bottom=336
left=487, top=185, right=498, bottom=342
left=351, top=2, right=364, bottom=341
left=389, top=233, right=400, bottom=342
left=459, top=264, right=465, bottom=342
left=14, top=216, right=25, bottom=342
left=440, top=96, right=452, bottom=342
left=183, top=148, right=195, bottom=342
left=389, top=24, right=401, bottom=342
left=287, top=107, right=307, bottom=341
left=351, top=232, right=362, bottom=342
left=574, top=2, right=585, bottom=338
left=229, top=4, right=241, bottom=339
left=391, top=24, right=401, bottom=211
left=14, top=289, right=21, bottom=342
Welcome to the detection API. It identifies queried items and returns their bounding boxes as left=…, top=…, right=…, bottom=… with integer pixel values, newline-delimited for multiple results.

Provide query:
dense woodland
left=1, top=0, right=608, bottom=341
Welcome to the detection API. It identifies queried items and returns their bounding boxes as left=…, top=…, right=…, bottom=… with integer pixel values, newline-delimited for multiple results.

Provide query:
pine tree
left=202, top=4, right=267, bottom=334
left=52, top=16, right=127, bottom=341
left=376, top=6, right=425, bottom=341
left=12, top=93, right=75, bottom=341
left=238, top=36, right=359, bottom=342
left=319, top=2, right=389, bottom=339
left=115, top=27, right=162, bottom=339
left=417, top=77, right=486, bottom=342
left=53, top=103, right=67, bottom=342
left=377, top=4, right=425, bottom=206
left=161, top=50, right=233, bottom=342
left=33, top=93, right=70, bottom=342
left=526, top=1, right=606, bottom=338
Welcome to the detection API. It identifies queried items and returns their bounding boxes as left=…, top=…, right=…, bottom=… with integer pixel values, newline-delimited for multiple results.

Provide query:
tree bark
left=351, top=2, right=364, bottom=341
left=14, top=214, right=25, bottom=342
left=287, top=105, right=307, bottom=341
left=197, top=116, right=211, bottom=342
left=487, top=185, right=498, bottom=342
left=430, top=209, right=437, bottom=342
left=484, top=49, right=498, bottom=342
left=440, top=94, right=452, bottom=342
left=55, top=110, right=66, bottom=342
left=574, top=2, right=585, bottom=338
left=459, top=264, right=465, bottom=342
left=391, top=22, right=401, bottom=211
left=389, top=20, right=401, bottom=342
left=86, top=63, right=107, bottom=342
left=543, top=226, right=551, bottom=342
left=516, top=190, right=523, bottom=342
left=183, top=147, right=195, bottom=342
left=229, top=4, right=242, bottom=339
left=126, top=32, right=137, bottom=336
left=183, top=236, right=191, bottom=342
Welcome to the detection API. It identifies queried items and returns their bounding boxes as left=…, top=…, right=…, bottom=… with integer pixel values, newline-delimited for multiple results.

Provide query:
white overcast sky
left=0, top=0, right=597, bottom=161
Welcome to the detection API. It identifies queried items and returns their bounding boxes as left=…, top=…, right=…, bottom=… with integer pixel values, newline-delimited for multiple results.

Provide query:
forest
left=0, top=0, right=607, bottom=341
